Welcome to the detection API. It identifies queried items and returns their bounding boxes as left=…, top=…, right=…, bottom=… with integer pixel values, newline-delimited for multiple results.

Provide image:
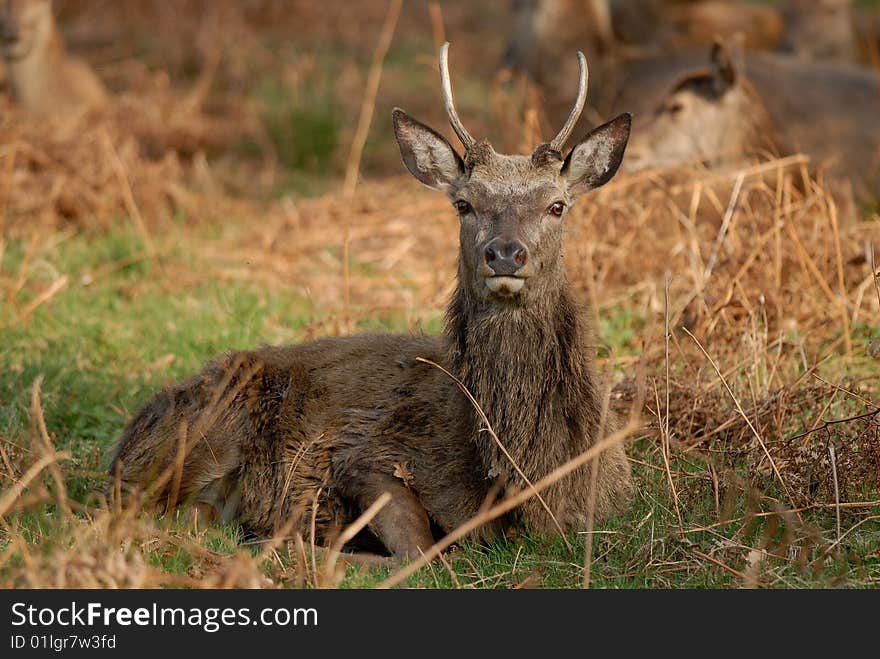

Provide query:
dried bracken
left=0, top=75, right=268, bottom=236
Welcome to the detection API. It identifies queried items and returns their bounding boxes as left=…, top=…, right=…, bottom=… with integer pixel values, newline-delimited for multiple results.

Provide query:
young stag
left=109, top=44, right=634, bottom=559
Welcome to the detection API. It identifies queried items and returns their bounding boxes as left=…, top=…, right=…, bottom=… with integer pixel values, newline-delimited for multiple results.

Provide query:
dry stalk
left=0, top=144, right=16, bottom=224
left=828, top=444, right=841, bottom=542
left=783, top=210, right=850, bottom=353
left=322, top=491, right=391, bottom=586
left=101, top=130, right=157, bottom=260
left=12, top=275, right=68, bottom=326
left=655, top=384, right=683, bottom=530
left=343, top=0, right=402, bottom=199
left=691, top=549, right=749, bottom=580
left=310, top=487, right=321, bottom=587
left=437, top=550, right=461, bottom=588
left=415, top=357, right=571, bottom=551
left=0, top=451, right=71, bottom=519
left=342, top=226, right=352, bottom=330
left=30, top=377, right=70, bottom=517
left=872, top=244, right=880, bottom=309
left=682, top=328, right=795, bottom=508
left=582, top=379, right=612, bottom=588
left=428, top=2, right=445, bottom=53
left=704, top=171, right=745, bottom=282
left=379, top=422, right=638, bottom=589
left=815, top=515, right=880, bottom=565
left=662, top=273, right=683, bottom=529
left=785, top=406, right=880, bottom=443
left=826, top=194, right=850, bottom=356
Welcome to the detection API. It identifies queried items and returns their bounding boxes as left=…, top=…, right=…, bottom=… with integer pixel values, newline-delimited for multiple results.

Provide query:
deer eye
left=454, top=200, right=472, bottom=215
left=548, top=201, right=566, bottom=216
left=667, top=101, right=684, bottom=115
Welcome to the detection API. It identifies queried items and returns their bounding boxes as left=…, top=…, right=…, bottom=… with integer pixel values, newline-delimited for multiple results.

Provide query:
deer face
left=626, top=74, right=740, bottom=168
left=625, top=43, right=771, bottom=171
left=0, top=0, right=52, bottom=61
left=394, top=45, right=630, bottom=306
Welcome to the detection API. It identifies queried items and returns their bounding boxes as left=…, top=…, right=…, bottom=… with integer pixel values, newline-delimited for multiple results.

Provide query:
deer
left=621, top=42, right=880, bottom=204
left=0, top=0, right=107, bottom=115
left=108, top=43, right=634, bottom=560
left=503, top=0, right=786, bottom=143
left=623, top=42, right=781, bottom=172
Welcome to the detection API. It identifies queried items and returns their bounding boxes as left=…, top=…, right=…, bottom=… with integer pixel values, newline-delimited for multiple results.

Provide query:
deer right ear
left=393, top=108, right=465, bottom=190
left=710, top=40, right=738, bottom=93
left=562, top=113, right=631, bottom=197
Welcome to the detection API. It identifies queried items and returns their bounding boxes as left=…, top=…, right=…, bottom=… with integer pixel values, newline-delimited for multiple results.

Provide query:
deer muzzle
left=481, top=237, right=529, bottom=295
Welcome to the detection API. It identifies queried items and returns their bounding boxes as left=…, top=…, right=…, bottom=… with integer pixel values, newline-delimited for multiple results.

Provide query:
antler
left=549, top=52, right=589, bottom=152
left=440, top=42, right=476, bottom=151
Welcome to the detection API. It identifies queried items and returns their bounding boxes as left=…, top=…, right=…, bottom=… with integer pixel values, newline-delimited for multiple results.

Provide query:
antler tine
left=549, top=51, right=589, bottom=152
left=440, top=42, right=476, bottom=150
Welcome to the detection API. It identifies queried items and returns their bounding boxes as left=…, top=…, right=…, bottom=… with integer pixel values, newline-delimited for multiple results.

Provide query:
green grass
left=335, top=444, right=880, bottom=589
left=1, top=226, right=314, bottom=500
left=1, top=226, right=878, bottom=588
left=251, top=58, right=344, bottom=198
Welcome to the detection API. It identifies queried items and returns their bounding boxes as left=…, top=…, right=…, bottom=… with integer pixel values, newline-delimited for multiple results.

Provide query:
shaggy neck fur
left=444, top=263, right=604, bottom=522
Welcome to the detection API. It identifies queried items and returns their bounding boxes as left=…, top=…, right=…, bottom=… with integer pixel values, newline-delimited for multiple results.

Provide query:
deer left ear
left=562, top=113, right=630, bottom=198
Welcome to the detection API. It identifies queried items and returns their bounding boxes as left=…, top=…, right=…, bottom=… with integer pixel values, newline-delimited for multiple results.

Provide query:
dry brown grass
left=0, top=64, right=270, bottom=238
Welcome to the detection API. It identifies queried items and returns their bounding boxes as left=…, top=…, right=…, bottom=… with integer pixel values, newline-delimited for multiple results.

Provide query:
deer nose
left=484, top=238, right=528, bottom=276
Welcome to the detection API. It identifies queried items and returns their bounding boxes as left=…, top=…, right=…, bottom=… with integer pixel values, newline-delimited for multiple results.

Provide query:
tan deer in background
left=0, top=0, right=107, bottom=115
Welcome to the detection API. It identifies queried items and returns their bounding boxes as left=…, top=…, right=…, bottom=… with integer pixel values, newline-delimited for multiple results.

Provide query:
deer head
left=393, top=43, right=630, bottom=307
left=0, top=0, right=53, bottom=61
left=625, top=42, right=777, bottom=171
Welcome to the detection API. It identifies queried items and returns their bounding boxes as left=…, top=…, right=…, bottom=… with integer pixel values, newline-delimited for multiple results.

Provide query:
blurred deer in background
left=622, top=41, right=880, bottom=204
left=624, top=42, right=780, bottom=170
left=109, top=43, right=634, bottom=560
left=503, top=0, right=787, bottom=135
left=0, top=0, right=107, bottom=115
left=503, top=0, right=879, bottom=142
